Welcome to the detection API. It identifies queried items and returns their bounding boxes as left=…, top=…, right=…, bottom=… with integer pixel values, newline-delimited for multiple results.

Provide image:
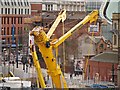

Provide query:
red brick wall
left=85, top=60, right=118, bottom=82
left=1, top=15, right=29, bottom=45
left=31, top=4, right=42, bottom=15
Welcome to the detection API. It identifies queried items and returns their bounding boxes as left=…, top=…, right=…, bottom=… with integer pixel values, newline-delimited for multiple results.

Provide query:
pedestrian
left=70, top=73, right=72, bottom=79
left=29, top=54, right=33, bottom=67
left=12, top=60, right=15, bottom=66
left=26, top=57, right=29, bottom=73
left=16, top=55, right=19, bottom=68
left=21, top=55, right=27, bottom=71
left=94, top=73, right=99, bottom=84
left=10, top=53, right=14, bottom=64
left=26, top=62, right=28, bottom=73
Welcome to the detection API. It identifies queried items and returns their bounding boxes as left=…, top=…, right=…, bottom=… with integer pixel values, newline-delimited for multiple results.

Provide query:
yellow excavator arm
left=30, top=9, right=98, bottom=88
left=51, top=10, right=98, bottom=48
left=47, top=9, right=66, bottom=39
left=30, top=45, right=46, bottom=88
left=30, top=27, right=68, bottom=88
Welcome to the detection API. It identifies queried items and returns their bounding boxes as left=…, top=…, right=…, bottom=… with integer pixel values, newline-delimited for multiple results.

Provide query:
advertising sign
left=88, top=23, right=99, bottom=33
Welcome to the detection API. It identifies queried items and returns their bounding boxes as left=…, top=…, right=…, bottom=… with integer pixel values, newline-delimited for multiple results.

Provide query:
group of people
left=3, top=49, right=34, bottom=73
left=21, top=54, right=33, bottom=73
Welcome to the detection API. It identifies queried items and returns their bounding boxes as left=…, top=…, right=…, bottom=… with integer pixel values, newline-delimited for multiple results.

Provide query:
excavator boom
left=30, top=9, right=98, bottom=88
left=30, top=45, right=46, bottom=88
left=52, top=10, right=98, bottom=48
left=47, top=9, right=66, bottom=39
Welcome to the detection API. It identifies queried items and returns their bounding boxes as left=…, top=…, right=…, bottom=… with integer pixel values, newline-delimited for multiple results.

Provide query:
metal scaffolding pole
left=62, top=21, right=65, bottom=75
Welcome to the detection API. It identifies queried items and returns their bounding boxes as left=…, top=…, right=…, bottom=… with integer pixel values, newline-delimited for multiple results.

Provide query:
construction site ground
left=0, top=61, right=115, bottom=88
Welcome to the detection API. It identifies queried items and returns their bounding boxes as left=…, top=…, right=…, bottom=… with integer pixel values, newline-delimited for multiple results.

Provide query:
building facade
left=112, top=13, right=120, bottom=52
left=96, top=37, right=112, bottom=54
left=30, top=2, right=42, bottom=16
left=78, top=34, right=112, bottom=59
left=86, top=53, right=118, bottom=82
left=0, top=0, right=31, bottom=50
left=112, top=13, right=120, bottom=86
left=42, top=0, right=86, bottom=12
left=86, top=0, right=102, bottom=12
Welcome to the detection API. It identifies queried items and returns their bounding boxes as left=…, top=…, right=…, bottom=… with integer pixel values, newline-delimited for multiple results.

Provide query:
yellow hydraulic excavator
left=29, top=9, right=98, bottom=88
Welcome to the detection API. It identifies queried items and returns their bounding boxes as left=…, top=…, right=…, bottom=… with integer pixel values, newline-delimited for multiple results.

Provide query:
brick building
left=42, top=0, right=86, bottom=11
left=112, top=13, right=120, bottom=86
left=85, top=52, right=118, bottom=83
left=83, top=12, right=120, bottom=85
left=0, top=0, right=31, bottom=50
left=30, top=2, right=42, bottom=16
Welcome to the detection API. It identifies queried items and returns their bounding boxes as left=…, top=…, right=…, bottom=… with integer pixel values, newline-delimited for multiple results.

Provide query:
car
left=90, top=84, right=108, bottom=88
left=107, top=84, right=115, bottom=88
